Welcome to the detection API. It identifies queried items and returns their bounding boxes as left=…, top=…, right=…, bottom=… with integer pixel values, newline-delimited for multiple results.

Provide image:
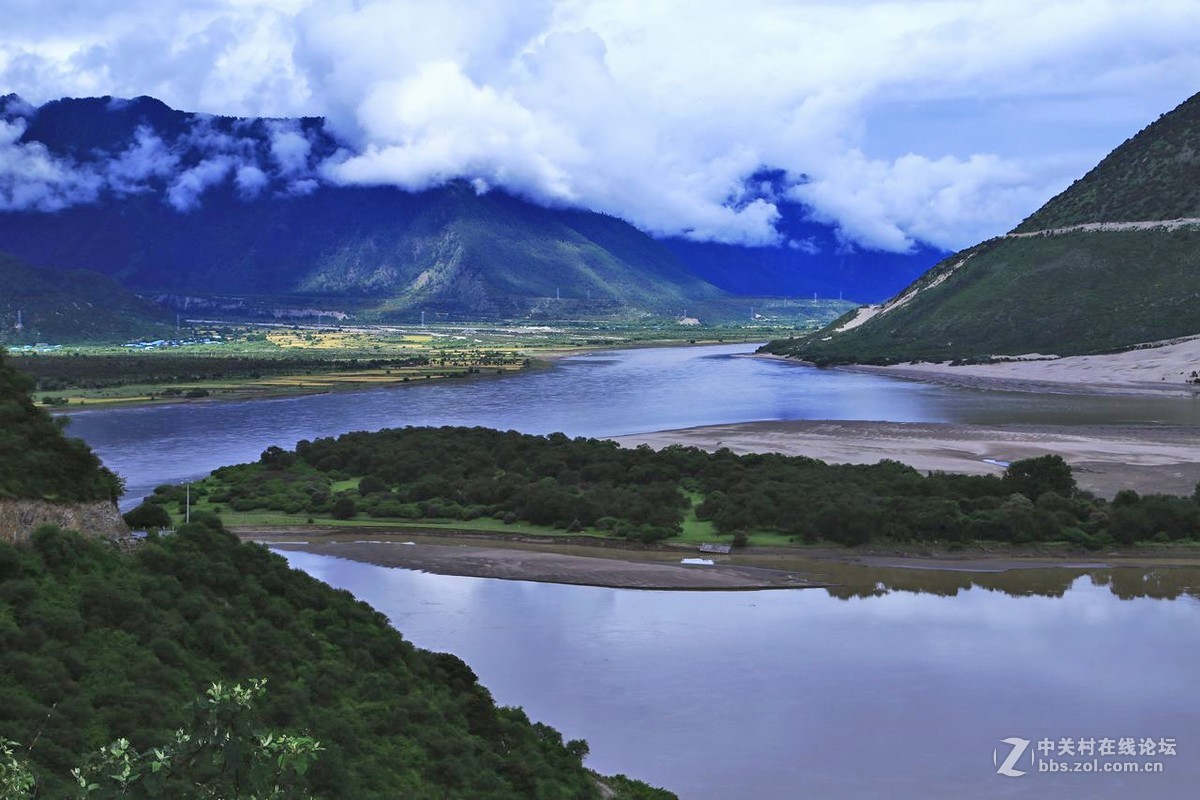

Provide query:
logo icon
left=994, top=737, right=1031, bottom=777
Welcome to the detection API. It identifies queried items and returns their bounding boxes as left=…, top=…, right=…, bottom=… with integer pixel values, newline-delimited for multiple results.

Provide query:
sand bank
left=256, top=533, right=820, bottom=590
left=615, top=420, right=1200, bottom=498
left=842, top=337, right=1200, bottom=397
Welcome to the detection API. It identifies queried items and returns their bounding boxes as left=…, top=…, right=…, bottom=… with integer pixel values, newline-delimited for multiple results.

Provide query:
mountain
left=0, top=251, right=173, bottom=344
left=0, top=95, right=933, bottom=319
left=662, top=201, right=945, bottom=303
left=766, top=91, right=1200, bottom=363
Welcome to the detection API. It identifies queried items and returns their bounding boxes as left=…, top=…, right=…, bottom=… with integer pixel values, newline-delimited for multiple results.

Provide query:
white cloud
left=166, top=155, right=236, bottom=211
left=234, top=164, right=268, bottom=198
left=267, top=120, right=311, bottom=175
left=0, top=0, right=1198, bottom=249
left=106, top=125, right=180, bottom=193
left=0, top=118, right=103, bottom=211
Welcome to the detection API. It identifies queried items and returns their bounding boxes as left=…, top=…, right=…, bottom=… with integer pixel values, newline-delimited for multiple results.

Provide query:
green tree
left=68, top=679, right=320, bottom=800
left=1003, top=455, right=1076, bottom=501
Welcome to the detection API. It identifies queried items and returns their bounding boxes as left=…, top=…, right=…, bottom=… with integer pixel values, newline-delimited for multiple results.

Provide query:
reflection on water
left=59, top=342, right=1200, bottom=508
left=278, top=551, right=1200, bottom=800
left=759, top=558, right=1200, bottom=602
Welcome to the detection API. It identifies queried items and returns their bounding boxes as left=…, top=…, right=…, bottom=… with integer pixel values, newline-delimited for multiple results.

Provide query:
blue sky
left=0, top=0, right=1197, bottom=252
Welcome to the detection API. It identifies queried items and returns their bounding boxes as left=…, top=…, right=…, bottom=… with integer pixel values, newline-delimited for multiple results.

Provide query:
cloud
left=166, top=155, right=237, bottom=211
left=1, top=1, right=1198, bottom=249
left=106, top=125, right=180, bottom=193
left=0, top=118, right=103, bottom=211
left=267, top=120, right=311, bottom=175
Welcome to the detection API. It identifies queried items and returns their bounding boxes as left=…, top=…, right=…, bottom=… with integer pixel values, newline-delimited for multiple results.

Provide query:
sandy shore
left=615, top=419, right=1200, bottom=497
left=245, top=529, right=1200, bottom=593
left=839, top=337, right=1200, bottom=397
left=256, top=533, right=821, bottom=590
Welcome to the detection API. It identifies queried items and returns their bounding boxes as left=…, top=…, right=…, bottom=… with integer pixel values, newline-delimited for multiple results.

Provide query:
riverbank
left=839, top=336, right=1200, bottom=397
left=614, top=419, right=1200, bottom=498
left=251, top=531, right=822, bottom=590
left=242, top=528, right=1200, bottom=592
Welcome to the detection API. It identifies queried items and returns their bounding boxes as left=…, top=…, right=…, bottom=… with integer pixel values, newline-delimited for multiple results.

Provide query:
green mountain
left=766, top=91, right=1200, bottom=363
left=0, top=350, right=121, bottom=501
left=0, top=252, right=173, bottom=344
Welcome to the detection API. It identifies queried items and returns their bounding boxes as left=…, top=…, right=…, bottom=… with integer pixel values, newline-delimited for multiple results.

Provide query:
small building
left=699, top=543, right=732, bottom=554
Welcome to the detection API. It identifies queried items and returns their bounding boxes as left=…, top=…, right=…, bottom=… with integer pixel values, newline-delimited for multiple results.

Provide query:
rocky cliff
left=0, top=499, right=128, bottom=545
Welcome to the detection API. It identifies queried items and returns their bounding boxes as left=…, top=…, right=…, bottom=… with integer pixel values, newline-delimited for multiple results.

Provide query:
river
left=62, top=342, right=1200, bottom=798
left=61, top=343, right=1200, bottom=506
left=280, top=551, right=1200, bottom=800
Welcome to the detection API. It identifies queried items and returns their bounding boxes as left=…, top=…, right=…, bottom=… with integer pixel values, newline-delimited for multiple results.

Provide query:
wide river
left=63, top=342, right=1200, bottom=505
left=64, top=342, right=1200, bottom=798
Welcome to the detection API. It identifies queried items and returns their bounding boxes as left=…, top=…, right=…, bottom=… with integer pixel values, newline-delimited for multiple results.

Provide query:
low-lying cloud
left=1, top=1, right=1198, bottom=251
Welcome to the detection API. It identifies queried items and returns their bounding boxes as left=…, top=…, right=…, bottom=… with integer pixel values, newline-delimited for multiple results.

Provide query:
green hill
left=767, top=91, right=1200, bottom=363
left=0, top=350, right=121, bottom=501
left=0, top=252, right=173, bottom=344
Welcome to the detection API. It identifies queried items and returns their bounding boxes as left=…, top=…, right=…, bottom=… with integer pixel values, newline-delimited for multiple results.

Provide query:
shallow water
left=279, top=550, right=1200, bottom=799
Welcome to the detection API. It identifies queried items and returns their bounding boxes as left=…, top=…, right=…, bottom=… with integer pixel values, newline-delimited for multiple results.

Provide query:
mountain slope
left=0, top=252, right=172, bottom=343
left=769, top=91, right=1200, bottom=362
left=0, top=349, right=121, bottom=501
left=0, top=96, right=723, bottom=318
left=0, top=95, right=942, bottom=317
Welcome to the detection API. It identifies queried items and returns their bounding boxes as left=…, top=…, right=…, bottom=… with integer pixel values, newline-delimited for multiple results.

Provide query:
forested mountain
left=0, top=251, right=172, bottom=344
left=0, top=95, right=932, bottom=318
left=768, top=91, right=1200, bottom=362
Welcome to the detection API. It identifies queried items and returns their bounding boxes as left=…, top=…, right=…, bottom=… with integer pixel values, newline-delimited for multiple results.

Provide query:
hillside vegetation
left=0, top=520, right=671, bottom=798
left=0, top=351, right=121, bottom=501
left=1015, top=91, right=1200, bottom=230
left=0, top=252, right=172, bottom=345
left=770, top=91, right=1200, bottom=362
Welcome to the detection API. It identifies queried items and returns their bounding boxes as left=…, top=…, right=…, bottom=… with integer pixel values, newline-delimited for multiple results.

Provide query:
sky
left=0, top=0, right=1197, bottom=253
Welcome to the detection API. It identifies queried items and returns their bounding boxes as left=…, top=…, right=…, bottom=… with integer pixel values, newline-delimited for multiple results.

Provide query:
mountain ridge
left=0, top=94, right=932, bottom=315
left=766, top=90, right=1200, bottom=362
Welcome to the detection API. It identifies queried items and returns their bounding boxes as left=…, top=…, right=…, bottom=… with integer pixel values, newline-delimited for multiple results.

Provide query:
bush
left=123, top=502, right=172, bottom=530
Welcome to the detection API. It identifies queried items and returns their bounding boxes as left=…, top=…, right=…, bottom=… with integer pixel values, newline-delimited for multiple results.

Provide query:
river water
left=280, top=551, right=1200, bottom=800
left=61, top=342, right=1200, bottom=797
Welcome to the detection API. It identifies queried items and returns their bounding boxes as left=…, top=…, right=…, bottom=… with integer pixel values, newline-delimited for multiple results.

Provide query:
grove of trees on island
left=135, top=426, right=1200, bottom=549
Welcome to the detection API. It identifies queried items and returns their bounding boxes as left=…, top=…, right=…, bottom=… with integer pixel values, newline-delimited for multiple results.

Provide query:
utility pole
left=421, top=310, right=425, bottom=326
left=14, top=310, right=22, bottom=332
left=185, top=482, right=191, bottom=525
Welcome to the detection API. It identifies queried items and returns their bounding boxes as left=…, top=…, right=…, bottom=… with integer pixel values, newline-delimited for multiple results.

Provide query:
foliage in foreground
left=0, top=517, right=670, bottom=798
left=151, top=426, right=1200, bottom=549
left=3, top=679, right=320, bottom=799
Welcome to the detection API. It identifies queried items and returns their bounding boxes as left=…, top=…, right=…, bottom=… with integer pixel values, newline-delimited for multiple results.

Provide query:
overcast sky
left=1, top=0, right=1197, bottom=252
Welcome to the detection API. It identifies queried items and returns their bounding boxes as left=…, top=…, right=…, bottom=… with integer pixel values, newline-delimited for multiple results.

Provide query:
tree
left=1, top=681, right=320, bottom=800
left=70, top=679, right=320, bottom=800
left=1003, top=455, right=1076, bottom=500
left=122, top=502, right=172, bottom=530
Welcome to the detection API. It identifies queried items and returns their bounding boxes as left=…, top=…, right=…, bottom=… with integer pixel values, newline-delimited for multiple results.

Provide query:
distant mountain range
left=0, top=95, right=936, bottom=325
left=768, top=90, right=1200, bottom=362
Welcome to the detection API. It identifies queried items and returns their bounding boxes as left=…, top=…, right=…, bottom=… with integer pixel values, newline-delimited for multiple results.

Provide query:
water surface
left=280, top=551, right=1200, bottom=800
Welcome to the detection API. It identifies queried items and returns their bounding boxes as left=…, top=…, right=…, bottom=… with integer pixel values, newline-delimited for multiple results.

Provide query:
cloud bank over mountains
left=1, top=0, right=1197, bottom=252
